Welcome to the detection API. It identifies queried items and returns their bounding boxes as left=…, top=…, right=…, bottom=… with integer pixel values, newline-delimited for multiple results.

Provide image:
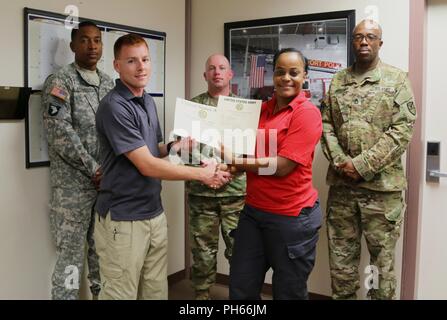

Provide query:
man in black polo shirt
left=94, top=33, right=231, bottom=300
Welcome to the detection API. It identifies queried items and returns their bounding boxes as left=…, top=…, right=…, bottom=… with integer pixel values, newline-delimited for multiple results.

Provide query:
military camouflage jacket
left=186, top=92, right=246, bottom=197
left=321, top=61, right=416, bottom=191
left=42, top=63, right=114, bottom=190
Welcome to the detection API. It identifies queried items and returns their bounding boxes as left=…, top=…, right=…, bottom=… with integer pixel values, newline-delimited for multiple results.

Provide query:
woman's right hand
left=217, top=163, right=239, bottom=174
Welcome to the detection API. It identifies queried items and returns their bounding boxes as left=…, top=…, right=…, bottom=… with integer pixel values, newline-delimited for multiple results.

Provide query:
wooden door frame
left=401, top=0, right=427, bottom=300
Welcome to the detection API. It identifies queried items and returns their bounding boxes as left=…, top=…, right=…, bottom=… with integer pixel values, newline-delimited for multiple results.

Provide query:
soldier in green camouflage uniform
left=321, top=20, right=416, bottom=300
left=188, top=54, right=245, bottom=300
left=42, top=22, right=114, bottom=300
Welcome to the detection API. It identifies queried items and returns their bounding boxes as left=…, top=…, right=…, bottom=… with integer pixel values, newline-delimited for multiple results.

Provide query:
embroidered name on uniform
left=50, top=86, right=68, bottom=101
left=48, top=104, right=61, bottom=116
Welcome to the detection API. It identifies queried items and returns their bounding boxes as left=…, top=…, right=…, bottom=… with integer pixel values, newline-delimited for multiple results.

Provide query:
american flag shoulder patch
left=50, top=86, right=68, bottom=101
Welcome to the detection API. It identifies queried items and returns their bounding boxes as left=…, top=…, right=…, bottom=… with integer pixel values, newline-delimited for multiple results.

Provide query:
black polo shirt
left=95, top=79, right=163, bottom=221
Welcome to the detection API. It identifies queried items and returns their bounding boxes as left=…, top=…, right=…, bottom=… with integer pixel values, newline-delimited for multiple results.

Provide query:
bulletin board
left=24, top=7, right=166, bottom=168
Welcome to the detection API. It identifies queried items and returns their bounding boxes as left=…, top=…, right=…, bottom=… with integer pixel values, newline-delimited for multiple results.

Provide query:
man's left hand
left=172, top=137, right=197, bottom=155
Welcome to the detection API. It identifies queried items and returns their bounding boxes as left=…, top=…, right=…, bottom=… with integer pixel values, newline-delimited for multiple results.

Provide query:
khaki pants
left=94, top=212, right=168, bottom=300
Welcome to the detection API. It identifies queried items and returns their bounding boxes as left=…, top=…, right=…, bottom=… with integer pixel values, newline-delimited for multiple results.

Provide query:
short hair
left=114, top=33, right=148, bottom=59
left=71, top=21, right=100, bottom=41
left=273, top=48, right=309, bottom=74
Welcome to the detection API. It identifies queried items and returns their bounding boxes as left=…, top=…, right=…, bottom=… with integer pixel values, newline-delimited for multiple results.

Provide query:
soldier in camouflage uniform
left=42, top=21, right=114, bottom=300
left=321, top=20, right=416, bottom=300
left=188, top=54, right=245, bottom=300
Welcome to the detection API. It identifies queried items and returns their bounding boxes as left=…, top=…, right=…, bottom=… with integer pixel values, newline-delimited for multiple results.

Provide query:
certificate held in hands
left=173, top=98, right=220, bottom=148
left=173, top=96, right=262, bottom=155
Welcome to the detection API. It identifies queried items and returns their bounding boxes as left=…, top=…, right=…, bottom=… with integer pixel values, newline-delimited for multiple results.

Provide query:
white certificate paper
left=217, top=96, right=262, bottom=155
left=173, top=98, right=220, bottom=148
left=173, top=96, right=262, bottom=155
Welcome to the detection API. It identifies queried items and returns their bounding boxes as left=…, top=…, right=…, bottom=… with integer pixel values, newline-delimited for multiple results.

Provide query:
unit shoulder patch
left=48, top=104, right=61, bottom=116
left=406, top=101, right=416, bottom=116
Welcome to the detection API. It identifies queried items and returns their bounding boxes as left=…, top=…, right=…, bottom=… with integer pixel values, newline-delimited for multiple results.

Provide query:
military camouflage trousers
left=49, top=187, right=101, bottom=299
left=188, top=195, right=244, bottom=297
left=326, top=186, right=405, bottom=300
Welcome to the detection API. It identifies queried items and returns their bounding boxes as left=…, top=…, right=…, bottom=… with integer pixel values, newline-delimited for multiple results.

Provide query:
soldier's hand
left=173, top=137, right=197, bottom=155
left=337, top=160, right=362, bottom=182
left=92, top=167, right=102, bottom=191
left=217, top=142, right=235, bottom=164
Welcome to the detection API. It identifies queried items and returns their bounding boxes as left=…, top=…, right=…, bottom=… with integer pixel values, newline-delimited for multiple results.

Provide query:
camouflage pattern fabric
left=187, top=92, right=246, bottom=197
left=321, top=61, right=416, bottom=192
left=326, top=186, right=404, bottom=300
left=189, top=195, right=244, bottom=299
left=42, top=63, right=114, bottom=299
left=321, top=61, right=416, bottom=300
left=49, top=188, right=98, bottom=299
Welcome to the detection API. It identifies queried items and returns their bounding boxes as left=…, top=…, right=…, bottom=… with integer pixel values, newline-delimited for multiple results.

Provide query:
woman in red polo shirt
left=227, top=48, right=323, bottom=300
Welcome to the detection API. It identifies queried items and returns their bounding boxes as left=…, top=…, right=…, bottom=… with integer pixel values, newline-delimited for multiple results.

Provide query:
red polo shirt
left=245, top=92, right=322, bottom=216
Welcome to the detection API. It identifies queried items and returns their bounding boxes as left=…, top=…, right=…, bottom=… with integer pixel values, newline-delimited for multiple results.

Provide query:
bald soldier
left=187, top=54, right=245, bottom=300
left=321, top=20, right=416, bottom=299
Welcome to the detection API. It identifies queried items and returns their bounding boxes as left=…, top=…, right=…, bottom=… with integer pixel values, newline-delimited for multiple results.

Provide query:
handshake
left=169, top=137, right=239, bottom=190
left=199, top=159, right=237, bottom=190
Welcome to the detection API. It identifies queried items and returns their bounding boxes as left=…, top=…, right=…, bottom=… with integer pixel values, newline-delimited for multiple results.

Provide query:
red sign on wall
left=308, top=59, right=342, bottom=70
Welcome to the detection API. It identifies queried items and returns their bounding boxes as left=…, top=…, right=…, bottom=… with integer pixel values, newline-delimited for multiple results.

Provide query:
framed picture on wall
left=224, top=10, right=355, bottom=106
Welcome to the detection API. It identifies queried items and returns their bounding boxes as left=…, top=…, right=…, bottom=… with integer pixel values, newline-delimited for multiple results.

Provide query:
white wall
left=416, top=0, right=447, bottom=299
left=0, top=0, right=185, bottom=299
left=191, top=0, right=410, bottom=297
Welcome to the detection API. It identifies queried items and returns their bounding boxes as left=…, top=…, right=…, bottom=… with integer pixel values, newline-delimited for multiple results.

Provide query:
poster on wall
left=224, top=10, right=355, bottom=106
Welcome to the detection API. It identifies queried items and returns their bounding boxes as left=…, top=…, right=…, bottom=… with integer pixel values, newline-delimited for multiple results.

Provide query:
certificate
left=173, top=98, right=220, bottom=148
left=217, top=96, right=262, bottom=155
left=173, top=96, right=262, bottom=155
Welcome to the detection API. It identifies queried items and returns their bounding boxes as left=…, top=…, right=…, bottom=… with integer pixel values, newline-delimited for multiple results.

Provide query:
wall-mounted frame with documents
left=224, top=10, right=355, bottom=106
left=24, top=7, right=166, bottom=168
